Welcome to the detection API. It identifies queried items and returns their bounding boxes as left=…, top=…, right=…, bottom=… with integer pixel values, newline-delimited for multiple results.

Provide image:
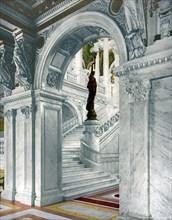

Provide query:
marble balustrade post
left=81, top=120, right=100, bottom=171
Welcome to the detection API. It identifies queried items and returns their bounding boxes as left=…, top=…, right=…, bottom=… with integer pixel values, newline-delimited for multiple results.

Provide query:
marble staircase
left=62, top=126, right=119, bottom=201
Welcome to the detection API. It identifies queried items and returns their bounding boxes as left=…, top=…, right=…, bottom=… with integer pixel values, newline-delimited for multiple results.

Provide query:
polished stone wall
left=150, top=76, right=172, bottom=220
left=117, top=37, right=172, bottom=220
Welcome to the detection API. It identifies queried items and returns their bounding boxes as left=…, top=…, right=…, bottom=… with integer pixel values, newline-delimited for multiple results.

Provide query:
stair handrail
left=62, top=116, right=78, bottom=136
left=97, top=111, right=119, bottom=138
left=80, top=141, right=100, bottom=170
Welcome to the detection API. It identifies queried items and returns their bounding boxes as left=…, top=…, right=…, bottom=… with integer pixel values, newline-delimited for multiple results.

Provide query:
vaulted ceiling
left=1, top=0, right=65, bottom=19
left=0, top=0, right=95, bottom=44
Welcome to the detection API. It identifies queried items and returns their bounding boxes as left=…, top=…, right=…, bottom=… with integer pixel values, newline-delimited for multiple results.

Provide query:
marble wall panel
left=150, top=76, right=172, bottom=220
left=43, top=107, right=60, bottom=191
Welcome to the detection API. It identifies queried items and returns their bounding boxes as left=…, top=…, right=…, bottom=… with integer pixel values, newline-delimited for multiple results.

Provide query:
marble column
left=2, top=90, right=35, bottom=205
left=3, top=109, right=17, bottom=200
left=117, top=78, right=151, bottom=220
left=103, top=38, right=109, bottom=93
left=1, top=89, right=65, bottom=206
left=34, top=90, right=64, bottom=206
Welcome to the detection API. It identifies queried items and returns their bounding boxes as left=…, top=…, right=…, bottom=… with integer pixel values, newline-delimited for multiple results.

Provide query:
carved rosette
left=21, top=106, right=32, bottom=119
left=125, top=80, right=151, bottom=102
left=4, top=109, right=16, bottom=122
left=46, top=71, right=59, bottom=87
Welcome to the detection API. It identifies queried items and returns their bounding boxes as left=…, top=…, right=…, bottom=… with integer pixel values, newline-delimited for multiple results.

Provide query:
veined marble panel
left=118, top=79, right=131, bottom=214
left=43, top=106, right=61, bottom=191
left=129, top=102, right=149, bottom=216
left=150, top=76, right=172, bottom=220
left=16, top=110, right=25, bottom=194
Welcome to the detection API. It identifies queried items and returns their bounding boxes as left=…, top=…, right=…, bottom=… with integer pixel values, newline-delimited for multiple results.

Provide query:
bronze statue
left=86, top=59, right=97, bottom=120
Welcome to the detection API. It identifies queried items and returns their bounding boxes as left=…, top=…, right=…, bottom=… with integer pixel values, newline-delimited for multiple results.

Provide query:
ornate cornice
left=0, top=3, right=33, bottom=28
left=115, top=52, right=172, bottom=76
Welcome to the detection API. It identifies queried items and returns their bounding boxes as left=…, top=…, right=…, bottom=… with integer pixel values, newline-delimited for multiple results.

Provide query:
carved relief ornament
left=13, top=31, right=35, bottom=90
left=4, top=109, right=17, bottom=121
left=125, top=80, right=151, bottom=102
left=21, top=106, right=32, bottom=119
left=0, top=44, right=14, bottom=96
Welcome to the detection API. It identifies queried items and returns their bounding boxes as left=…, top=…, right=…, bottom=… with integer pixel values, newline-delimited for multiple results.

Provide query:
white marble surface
left=149, top=76, right=172, bottom=220
left=118, top=45, right=172, bottom=219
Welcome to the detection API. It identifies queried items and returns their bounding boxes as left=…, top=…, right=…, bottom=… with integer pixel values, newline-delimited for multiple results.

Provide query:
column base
left=2, top=189, right=15, bottom=201
left=34, top=193, right=63, bottom=207
left=15, top=191, right=35, bottom=206
left=117, top=214, right=152, bottom=220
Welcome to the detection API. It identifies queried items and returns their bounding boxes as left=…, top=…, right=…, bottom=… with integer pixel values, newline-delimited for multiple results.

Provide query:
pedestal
left=80, top=120, right=100, bottom=171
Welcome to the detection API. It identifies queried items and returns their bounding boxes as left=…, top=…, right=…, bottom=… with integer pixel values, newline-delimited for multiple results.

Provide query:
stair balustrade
left=80, top=141, right=100, bottom=171
left=80, top=112, right=119, bottom=175
left=62, top=116, right=78, bottom=137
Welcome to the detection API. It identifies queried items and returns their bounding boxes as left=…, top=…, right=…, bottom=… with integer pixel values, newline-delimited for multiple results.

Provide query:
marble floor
left=0, top=188, right=119, bottom=220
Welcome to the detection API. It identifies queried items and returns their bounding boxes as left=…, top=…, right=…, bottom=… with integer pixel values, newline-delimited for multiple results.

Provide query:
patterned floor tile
left=0, top=209, right=70, bottom=220
left=46, top=201, right=119, bottom=220
left=0, top=202, right=20, bottom=214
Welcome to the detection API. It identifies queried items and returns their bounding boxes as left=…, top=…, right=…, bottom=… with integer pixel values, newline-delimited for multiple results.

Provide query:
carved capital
left=21, top=105, right=33, bottom=119
left=13, top=30, right=35, bottom=89
left=125, top=80, right=151, bottom=102
left=4, top=109, right=16, bottom=121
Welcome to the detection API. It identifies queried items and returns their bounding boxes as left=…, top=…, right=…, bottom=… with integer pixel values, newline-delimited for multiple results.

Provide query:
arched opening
left=32, top=11, right=127, bottom=206
left=34, top=11, right=127, bottom=90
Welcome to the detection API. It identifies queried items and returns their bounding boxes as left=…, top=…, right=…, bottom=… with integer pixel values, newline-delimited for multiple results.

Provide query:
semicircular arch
left=34, top=11, right=127, bottom=90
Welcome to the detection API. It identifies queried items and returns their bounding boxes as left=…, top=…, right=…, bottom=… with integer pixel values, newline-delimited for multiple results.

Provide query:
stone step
left=62, top=155, right=79, bottom=160
left=62, top=170, right=105, bottom=180
left=62, top=173, right=110, bottom=187
left=62, top=158, right=80, bottom=163
left=62, top=163, right=85, bottom=168
left=63, top=182, right=118, bottom=201
left=62, top=149, right=80, bottom=153
left=62, top=167, right=91, bottom=175
left=62, top=177, right=117, bottom=194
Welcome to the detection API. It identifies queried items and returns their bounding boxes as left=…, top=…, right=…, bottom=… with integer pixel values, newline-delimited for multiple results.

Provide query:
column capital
left=124, top=79, right=151, bottom=103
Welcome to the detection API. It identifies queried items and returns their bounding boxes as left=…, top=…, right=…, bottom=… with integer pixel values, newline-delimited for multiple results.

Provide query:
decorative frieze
left=115, top=54, right=172, bottom=76
left=21, top=106, right=33, bottom=119
left=125, top=80, right=151, bottom=102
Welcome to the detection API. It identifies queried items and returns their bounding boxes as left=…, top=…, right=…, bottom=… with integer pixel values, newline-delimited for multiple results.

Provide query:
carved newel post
left=81, top=55, right=100, bottom=171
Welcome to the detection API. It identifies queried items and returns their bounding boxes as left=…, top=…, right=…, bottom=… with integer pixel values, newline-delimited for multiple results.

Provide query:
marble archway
left=2, top=11, right=127, bottom=207
left=34, top=11, right=127, bottom=90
